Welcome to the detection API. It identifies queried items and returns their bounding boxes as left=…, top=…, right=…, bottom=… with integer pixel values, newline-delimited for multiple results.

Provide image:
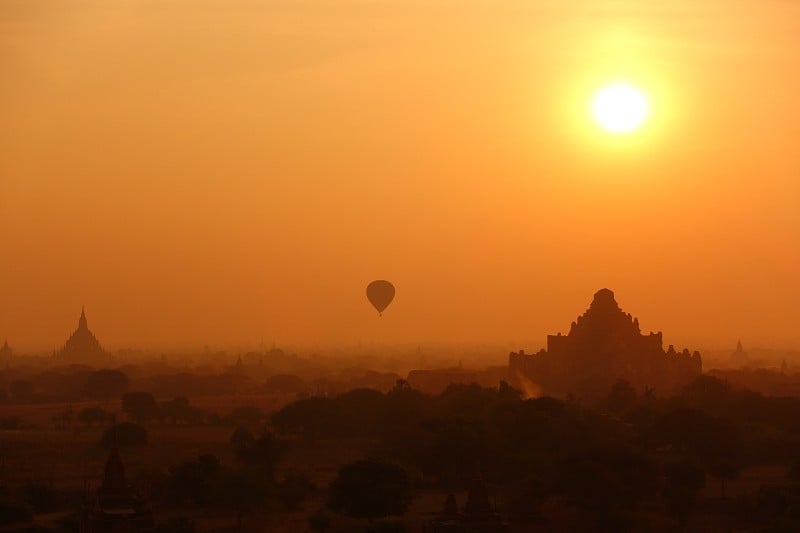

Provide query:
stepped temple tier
left=509, top=289, right=702, bottom=399
left=54, top=307, right=106, bottom=363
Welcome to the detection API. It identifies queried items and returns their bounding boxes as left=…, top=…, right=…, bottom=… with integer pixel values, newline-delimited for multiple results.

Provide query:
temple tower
left=55, top=307, right=106, bottom=364
left=509, top=289, right=702, bottom=399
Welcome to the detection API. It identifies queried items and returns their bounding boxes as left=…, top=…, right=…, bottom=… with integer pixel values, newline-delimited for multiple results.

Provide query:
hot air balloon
left=366, top=280, right=395, bottom=316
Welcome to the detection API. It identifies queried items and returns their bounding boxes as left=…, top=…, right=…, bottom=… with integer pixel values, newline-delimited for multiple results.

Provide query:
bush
left=235, top=432, right=286, bottom=477
left=263, top=374, right=306, bottom=394
left=230, top=426, right=255, bottom=451
left=85, top=369, right=129, bottom=400
left=78, top=406, right=112, bottom=427
left=225, top=405, right=265, bottom=427
left=165, top=455, right=220, bottom=506
left=9, top=380, right=35, bottom=402
left=279, top=473, right=315, bottom=510
left=328, top=460, right=412, bottom=522
left=101, top=422, right=148, bottom=448
left=309, top=510, right=331, bottom=532
left=365, top=520, right=408, bottom=533
left=56, top=513, right=81, bottom=532
left=15, top=482, right=58, bottom=513
left=122, top=391, right=159, bottom=423
left=0, top=416, right=22, bottom=429
left=0, top=498, right=32, bottom=525
left=154, top=517, right=195, bottom=533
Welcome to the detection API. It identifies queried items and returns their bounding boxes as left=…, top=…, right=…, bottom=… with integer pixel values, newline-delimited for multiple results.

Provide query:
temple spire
left=55, top=307, right=104, bottom=363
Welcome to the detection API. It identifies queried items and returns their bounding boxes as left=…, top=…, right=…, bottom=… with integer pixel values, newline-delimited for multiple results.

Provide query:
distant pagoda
left=0, top=340, right=12, bottom=359
left=425, top=474, right=509, bottom=532
left=55, top=307, right=106, bottom=363
left=509, top=289, right=702, bottom=399
left=80, top=436, right=155, bottom=531
left=730, top=340, right=749, bottom=366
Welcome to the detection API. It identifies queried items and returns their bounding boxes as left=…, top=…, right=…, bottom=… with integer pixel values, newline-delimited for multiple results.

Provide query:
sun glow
left=591, top=82, right=651, bottom=134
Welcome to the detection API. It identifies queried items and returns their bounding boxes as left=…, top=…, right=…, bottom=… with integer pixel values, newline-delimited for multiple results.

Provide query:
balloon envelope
left=366, top=280, right=395, bottom=315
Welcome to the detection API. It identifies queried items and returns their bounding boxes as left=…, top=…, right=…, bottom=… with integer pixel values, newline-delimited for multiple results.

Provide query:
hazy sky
left=2, top=0, right=799, bottom=350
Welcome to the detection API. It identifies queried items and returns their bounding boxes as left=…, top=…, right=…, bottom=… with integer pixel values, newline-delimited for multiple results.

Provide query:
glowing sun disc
left=591, top=83, right=651, bottom=134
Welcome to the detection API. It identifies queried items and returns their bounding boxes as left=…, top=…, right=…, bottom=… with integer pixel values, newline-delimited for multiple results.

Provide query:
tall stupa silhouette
left=54, top=307, right=106, bottom=363
left=0, top=339, right=12, bottom=359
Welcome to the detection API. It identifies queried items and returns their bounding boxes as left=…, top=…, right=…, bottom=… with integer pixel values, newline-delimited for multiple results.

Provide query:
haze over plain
left=1, top=0, right=799, bottom=350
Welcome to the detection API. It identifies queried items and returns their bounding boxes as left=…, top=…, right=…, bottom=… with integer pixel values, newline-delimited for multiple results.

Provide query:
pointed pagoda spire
left=56, top=307, right=104, bottom=362
left=736, top=339, right=743, bottom=352
left=100, top=414, right=127, bottom=492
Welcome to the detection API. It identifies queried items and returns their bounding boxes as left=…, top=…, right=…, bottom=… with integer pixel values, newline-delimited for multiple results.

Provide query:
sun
left=590, top=82, right=651, bottom=134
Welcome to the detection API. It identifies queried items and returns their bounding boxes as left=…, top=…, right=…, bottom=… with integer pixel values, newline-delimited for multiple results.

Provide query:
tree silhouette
left=0, top=500, right=32, bottom=526
left=262, top=374, right=305, bottom=394
left=78, top=406, right=112, bottom=427
left=789, top=460, right=800, bottom=483
left=122, top=391, right=159, bottom=423
left=555, top=443, right=658, bottom=529
left=663, top=460, right=706, bottom=527
left=85, top=369, right=129, bottom=401
left=229, top=426, right=255, bottom=451
left=279, top=473, right=315, bottom=510
left=159, top=397, right=193, bottom=425
left=235, top=432, right=284, bottom=478
left=166, top=454, right=220, bottom=507
left=9, top=380, right=34, bottom=402
left=328, top=460, right=412, bottom=523
left=225, top=405, right=265, bottom=427
left=154, top=517, right=195, bottom=533
left=101, top=422, right=147, bottom=448
left=309, top=510, right=331, bottom=532
left=272, top=396, right=337, bottom=442
left=642, top=386, right=656, bottom=401
left=607, top=379, right=637, bottom=413
left=709, top=462, right=740, bottom=499
left=365, top=520, right=408, bottom=533
left=214, top=467, right=271, bottom=531
left=15, top=481, right=57, bottom=513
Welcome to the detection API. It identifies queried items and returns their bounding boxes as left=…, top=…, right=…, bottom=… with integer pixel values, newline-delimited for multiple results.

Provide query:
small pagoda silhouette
left=425, top=474, right=509, bottom=532
left=80, top=424, right=154, bottom=532
left=0, top=339, right=12, bottom=359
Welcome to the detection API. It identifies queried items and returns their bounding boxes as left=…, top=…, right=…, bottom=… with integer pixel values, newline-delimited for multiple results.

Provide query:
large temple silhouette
left=509, top=289, right=702, bottom=399
left=54, top=307, right=106, bottom=363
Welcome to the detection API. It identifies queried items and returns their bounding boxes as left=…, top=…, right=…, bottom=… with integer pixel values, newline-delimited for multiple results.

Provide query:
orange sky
left=1, top=1, right=799, bottom=351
